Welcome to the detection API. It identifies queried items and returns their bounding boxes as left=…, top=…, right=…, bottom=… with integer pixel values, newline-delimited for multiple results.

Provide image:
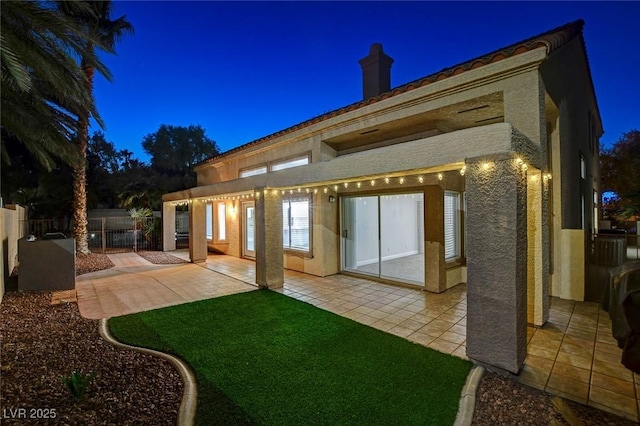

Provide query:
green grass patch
left=109, top=289, right=471, bottom=425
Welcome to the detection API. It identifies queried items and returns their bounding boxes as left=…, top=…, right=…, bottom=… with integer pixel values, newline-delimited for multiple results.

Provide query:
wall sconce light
left=437, top=173, right=443, bottom=181
left=329, top=196, right=336, bottom=203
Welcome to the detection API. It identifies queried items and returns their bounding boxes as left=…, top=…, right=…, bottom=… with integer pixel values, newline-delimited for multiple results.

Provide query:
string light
left=356, top=182, right=361, bottom=188
left=384, top=177, right=390, bottom=184
left=370, top=180, right=375, bottom=186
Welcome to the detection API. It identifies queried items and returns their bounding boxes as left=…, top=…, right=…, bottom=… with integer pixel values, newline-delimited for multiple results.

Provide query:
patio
left=76, top=252, right=639, bottom=422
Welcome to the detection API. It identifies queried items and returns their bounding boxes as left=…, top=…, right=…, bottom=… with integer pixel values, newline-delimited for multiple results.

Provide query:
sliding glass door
left=342, top=193, right=424, bottom=285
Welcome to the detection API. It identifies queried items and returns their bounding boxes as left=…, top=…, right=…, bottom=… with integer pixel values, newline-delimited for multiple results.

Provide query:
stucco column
left=424, top=185, right=446, bottom=293
left=255, top=188, right=284, bottom=288
left=162, top=202, right=176, bottom=252
left=188, top=200, right=207, bottom=263
left=527, top=169, right=550, bottom=326
left=466, top=155, right=528, bottom=374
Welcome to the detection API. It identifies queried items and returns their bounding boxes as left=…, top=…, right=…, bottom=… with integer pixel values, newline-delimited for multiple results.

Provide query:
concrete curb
left=99, top=319, right=197, bottom=426
left=454, top=365, right=485, bottom=426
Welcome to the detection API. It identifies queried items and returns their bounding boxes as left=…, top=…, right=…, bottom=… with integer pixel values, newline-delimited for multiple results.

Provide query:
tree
left=600, top=129, right=640, bottom=220
left=87, top=131, right=120, bottom=208
left=59, top=0, right=133, bottom=254
left=1, top=1, right=107, bottom=171
left=142, top=124, right=220, bottom=188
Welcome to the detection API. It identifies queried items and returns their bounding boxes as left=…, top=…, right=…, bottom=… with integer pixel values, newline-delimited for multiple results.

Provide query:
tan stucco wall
left=1, top=205, right=26, bottom=301
left=446, top=266, right=467, bottom=289
left=553, top=229, right=585, bottom=301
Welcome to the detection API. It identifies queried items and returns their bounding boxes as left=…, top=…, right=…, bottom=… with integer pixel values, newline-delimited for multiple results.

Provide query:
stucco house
left=162, top=20, right=602, bottom=373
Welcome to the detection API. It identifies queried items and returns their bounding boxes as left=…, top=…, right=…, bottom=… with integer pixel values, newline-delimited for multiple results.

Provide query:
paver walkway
left=75, top=256, right=254, bottom=319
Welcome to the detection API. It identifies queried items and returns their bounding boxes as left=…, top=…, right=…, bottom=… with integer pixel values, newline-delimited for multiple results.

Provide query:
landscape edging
left=454, top=365, right=485, bottom=426
left=98, top=318, right=197, bottom=426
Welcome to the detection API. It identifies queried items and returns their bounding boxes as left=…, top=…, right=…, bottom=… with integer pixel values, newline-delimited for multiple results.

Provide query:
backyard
left=0, top=253, right=635, bottom=425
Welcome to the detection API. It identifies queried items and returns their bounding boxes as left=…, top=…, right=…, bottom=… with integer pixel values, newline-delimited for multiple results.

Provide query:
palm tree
left=1, top=1, right=107, bottom=171
left=58, top=1, right=133, bottom=254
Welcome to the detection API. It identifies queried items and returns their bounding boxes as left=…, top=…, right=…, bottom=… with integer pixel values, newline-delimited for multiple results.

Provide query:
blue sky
left=92, top=1, right=640, bottom=163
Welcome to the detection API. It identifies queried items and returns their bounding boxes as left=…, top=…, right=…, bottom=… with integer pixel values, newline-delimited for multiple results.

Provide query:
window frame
left=444, top=191, right=461, bottom=261
left=205, top=203, right=213, bottom=241
left=238, top=152, right=311, bottom=178
left=239, top=165, right=268, bottom=178
left=282, top=194, right=313, bottom=255
left=270, top=154, right=310, bottom=172
left=215, top=201, right=227, bottom=242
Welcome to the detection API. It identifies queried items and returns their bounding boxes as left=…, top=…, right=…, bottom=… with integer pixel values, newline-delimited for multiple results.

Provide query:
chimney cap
left=369, top=43, right=384, bottom=54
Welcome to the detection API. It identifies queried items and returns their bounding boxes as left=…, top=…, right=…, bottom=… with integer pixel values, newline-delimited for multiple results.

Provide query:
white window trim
left=271, top=155, right=309, bottom=172
left=205, top=203, right=213, bottom=240
left=282, top=195, right=312, bottom=253
left=239, top=165, right=267, bottom=178
left=444, top=191, right=461, bottom=261
left=216, top=202, right=226, bottom=241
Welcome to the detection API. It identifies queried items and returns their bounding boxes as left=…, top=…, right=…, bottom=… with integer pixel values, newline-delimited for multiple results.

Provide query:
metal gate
left=23, top=217, right=162, bottom=254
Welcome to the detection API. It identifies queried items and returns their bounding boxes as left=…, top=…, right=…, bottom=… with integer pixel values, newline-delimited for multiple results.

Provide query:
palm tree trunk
left=73, top=53, right=94, bottom=255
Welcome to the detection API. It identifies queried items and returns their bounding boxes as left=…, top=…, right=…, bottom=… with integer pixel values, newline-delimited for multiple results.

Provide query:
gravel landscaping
left=0, top=291, right=182, bottom=425
left=1, top=252, right=636, bottom=424
left=137, top=250, right=189, bottom=265
left=473, top=371, right=635, bottom=425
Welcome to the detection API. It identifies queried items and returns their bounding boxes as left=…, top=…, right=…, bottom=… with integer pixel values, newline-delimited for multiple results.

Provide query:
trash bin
left=595, top=231, right=627, bottom=266
left=18, top=236, right=75, bottom=291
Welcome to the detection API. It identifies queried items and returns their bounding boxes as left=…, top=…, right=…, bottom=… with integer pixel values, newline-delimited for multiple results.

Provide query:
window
left=217, top=202, right=226, bottom=240
left=283, top=196, right=310, bottom=251
left=580, top=154, right=586, bottom=179
left=593, top=190, right=599, bottom=234
left=206, top=203, right=213, bottom=240
left=444, top=191, right=460, bottom=260
left=271, top=156, right=309, bottom=172
left=240, top=166, right=267, bottom=178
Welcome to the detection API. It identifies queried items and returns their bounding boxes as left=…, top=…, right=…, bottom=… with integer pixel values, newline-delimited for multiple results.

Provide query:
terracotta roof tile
left=197, top=19, right=585, bottom=167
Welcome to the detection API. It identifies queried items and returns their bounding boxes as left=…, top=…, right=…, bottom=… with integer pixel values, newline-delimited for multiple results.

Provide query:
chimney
left=359, top=43, right=394, bottom=100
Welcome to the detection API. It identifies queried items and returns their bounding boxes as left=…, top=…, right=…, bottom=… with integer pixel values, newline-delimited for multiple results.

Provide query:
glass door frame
left=242, top=201, right=255, bottom=259
left=340, top=191, right=425, bottom=286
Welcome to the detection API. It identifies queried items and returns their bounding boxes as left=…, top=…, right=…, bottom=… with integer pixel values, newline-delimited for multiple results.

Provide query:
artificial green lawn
left=109, top=289, right=472, bottom=425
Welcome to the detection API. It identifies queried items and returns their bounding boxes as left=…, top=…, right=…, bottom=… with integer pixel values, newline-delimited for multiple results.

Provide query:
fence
left=23, top=217, right=162, bottom=254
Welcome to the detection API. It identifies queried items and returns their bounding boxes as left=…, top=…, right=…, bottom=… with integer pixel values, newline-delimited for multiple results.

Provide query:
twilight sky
left=92, top=1, right=640, bottom=163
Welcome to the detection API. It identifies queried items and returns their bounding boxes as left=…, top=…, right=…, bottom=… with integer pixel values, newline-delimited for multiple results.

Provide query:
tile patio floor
left=76, top=251, right=639, bottom=422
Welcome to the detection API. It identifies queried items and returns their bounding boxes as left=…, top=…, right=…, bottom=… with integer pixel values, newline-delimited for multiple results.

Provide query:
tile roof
left=197, top=19, right=585, bottom=167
